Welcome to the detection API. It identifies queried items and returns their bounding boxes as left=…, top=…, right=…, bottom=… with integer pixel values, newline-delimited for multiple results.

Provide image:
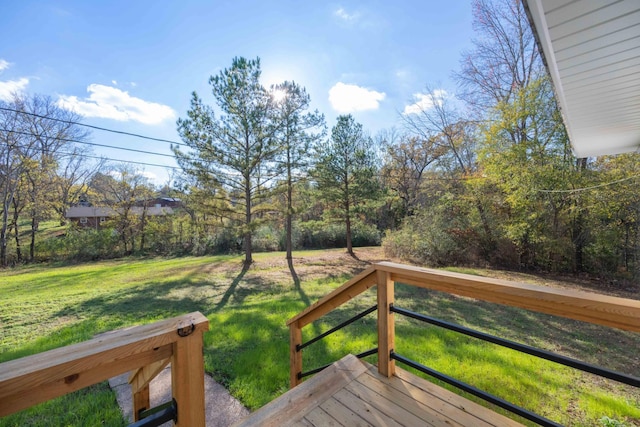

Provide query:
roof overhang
left=524, top=0, right=640, bottom=157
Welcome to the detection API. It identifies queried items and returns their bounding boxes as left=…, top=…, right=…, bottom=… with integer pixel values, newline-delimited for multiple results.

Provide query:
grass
left=1, top=248, right=639, bottom=426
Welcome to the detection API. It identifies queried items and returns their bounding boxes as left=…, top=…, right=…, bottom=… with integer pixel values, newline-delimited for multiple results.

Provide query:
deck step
left=232, top=354, right=525, bottom=427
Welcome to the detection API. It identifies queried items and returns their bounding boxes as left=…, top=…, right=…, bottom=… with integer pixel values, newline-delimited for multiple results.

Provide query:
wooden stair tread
left=232, top=354, right=526, bottom=427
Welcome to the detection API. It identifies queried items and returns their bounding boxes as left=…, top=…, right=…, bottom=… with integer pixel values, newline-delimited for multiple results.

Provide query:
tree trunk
left=244, top=174, right=253, bottom=267
left=12, top=200, right=21, bottom=262
left=474, top=197, right=495, bottom=258
left=345, top=199, right=354, bottom=257
left=30, top=214, right=36, bottom=262
left=572, top=158, right=588, bottom=273
left=139, top=206, right=147, bottom=252
left=286, top=160, right=293, bottom=262
left=0, top=203, right=8, bottom=267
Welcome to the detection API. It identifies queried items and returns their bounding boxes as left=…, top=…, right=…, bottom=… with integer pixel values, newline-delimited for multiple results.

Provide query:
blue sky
left=0, top=1, right=475, bottom=184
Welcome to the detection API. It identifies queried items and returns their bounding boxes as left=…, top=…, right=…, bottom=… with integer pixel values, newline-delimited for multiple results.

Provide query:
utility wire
left=5, top=112, right=635, bottom=190
left=0, top=128, right=176, bottom=159
left=0, top=106, right=188, bottom=147
left=535, top=174, right=640, bottom=193
left=54, top=150, right=181, bottom=170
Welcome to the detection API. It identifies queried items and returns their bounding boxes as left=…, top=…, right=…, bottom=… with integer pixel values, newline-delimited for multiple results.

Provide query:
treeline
left=1, top=0, right=639, bottom=281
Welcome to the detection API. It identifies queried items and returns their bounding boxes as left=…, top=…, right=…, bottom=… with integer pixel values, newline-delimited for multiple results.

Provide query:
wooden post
left=172, top=326, right=207, bottom=427
left=132, top=386, right=150, bottom=421
left=0, top=312, right=207, bottom=418
left=377, top=269, right=395, bottom=377
left=289, top=321, right=303, bottom=388
left=129, top=358, right=171, bottom=421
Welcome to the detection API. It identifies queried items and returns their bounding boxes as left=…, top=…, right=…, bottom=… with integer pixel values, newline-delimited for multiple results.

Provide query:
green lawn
left=1, top=251, right=639, bottom=426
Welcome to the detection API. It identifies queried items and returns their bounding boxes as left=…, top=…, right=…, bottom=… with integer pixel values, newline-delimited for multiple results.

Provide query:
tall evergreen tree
left=271, top=81, right=325, bottom=271
left=175, top=57, right=278, bottom=267
left=313, top=115, right=378, bottom=257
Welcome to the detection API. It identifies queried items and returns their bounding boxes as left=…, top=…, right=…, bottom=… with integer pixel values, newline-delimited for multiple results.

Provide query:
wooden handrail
left=0, top=311, right=209, bottom=426
left=287, top=266, right=377, bottom=387
left=287, top=265, right=377, bottom=328
left=288, top=262, right=640, bottom=387
left=375, top=262, right=640, bottom=332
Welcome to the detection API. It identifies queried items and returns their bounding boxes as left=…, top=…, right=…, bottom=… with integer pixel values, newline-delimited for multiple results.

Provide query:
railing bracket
left=131, top=399, right=177, bottom=427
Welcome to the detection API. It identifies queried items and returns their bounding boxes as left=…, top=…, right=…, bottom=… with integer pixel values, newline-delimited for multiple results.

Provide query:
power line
left=0, top=106, right=188, bottom=147
left=535, top=174, right=640, bottom=193
left=55, top=150, right=181, bottom=170
left=0, top=128, right=176, bottom=159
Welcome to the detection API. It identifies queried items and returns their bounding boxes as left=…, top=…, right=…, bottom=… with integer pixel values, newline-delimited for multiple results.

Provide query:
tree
left=53, top=145, right=104, bottom=224
left=455, top=0, right=543, bottom=113
left=480, top=77, right=576, bottom=270
left=313, top=115, right=379, bottom=257
left=0, top=94, right=89, bottom=265
left=89, top=166, right=155, bottom=254
left=380, top=133, right=445, bottom=221
left=271, top=81, right=325, bottom=271
left=175, top=57, right=278, bottom=267
left=402, top=87, right=496, bottom=253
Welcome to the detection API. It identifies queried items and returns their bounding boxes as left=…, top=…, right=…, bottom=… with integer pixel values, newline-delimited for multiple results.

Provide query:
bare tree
left=455, top=0, right=542, bottom=113
left=403, top=87, right=495, bottom=250
left=89, top=165, right=155, bottom=254
left=380, top=133, right=445, bottom=219
left=20, top=95, right=90, bottom=261
left=53, top=145, right=104, bottom=223
left=0, top=96, right=37, bottom=265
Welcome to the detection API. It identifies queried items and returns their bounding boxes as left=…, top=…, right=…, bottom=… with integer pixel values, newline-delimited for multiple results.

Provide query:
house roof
left=66, top=206, right=115, bottom=218
left=65, top=206, right=173, bottom=218
left=524, top=0, right=640, bottom=157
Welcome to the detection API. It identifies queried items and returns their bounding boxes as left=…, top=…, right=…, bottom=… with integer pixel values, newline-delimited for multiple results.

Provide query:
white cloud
left=111, top=80, right=118, bottom=86
left=57, top=84, right=176, bottom=125
left=328, top=82, right=385, bottom=113
left=334, top=7, right=358, bottom=21
left=403, top=89, right=447, bottom=115
left=139, top=170, right=158, bottom=181
left=0, top=77, right=29, bottom=102
left=0, top=59, right=30, bottom=101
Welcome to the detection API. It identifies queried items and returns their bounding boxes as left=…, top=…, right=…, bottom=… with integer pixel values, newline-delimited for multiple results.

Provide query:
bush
left=382, top=214, right=459, bottom=266
left=294, top=220, right=380, bottom=249
left=253, top=224, right=282, bottom=252
left=37, top=227, right=121, bottom=261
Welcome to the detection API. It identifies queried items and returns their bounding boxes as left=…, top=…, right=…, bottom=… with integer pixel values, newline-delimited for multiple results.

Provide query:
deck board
left=304, top=406, right=342, bottom=426
left=232, top=354, right=525, bottom=427
left=318, top=397, right=372, bottom=427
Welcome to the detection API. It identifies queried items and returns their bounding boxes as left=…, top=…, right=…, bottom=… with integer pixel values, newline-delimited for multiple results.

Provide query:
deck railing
left=0, top=311, right=209, bottom=426
left=287, top=262, right=640, bottom=424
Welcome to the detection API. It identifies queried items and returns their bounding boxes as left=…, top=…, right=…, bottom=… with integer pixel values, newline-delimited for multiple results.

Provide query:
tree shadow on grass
left=288, top=258, right=310, bottom=307
left=214, top=262, right=251, bottom=312
left=49, top=263, right=272, bottom=329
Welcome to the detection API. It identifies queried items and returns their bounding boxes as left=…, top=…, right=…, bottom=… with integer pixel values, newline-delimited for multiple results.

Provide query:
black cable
left=0, top=106, right=187, bottom=146
left=0, top=128, right=175, bottom=159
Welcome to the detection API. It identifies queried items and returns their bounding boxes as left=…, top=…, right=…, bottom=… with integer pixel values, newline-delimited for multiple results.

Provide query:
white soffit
left=525, top=0, right=640, bottom=157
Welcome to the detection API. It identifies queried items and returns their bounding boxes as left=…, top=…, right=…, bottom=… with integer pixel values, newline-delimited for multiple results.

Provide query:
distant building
left=65, top=205, right=174, bottom=229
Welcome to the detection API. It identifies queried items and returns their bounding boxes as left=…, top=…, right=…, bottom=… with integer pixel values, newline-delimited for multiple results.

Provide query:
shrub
left=37, top=227, right=121, bottom=261
left=294, top=220, right=380, bottom=249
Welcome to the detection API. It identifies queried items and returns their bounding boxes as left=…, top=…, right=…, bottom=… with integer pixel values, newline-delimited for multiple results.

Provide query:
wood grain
left=0, top=312, right=208, bottom=419
left=376, top=269, right=395, bottom=378
left=234, top=354, right=367, bottom=427
left=287, top=266, right=377, bottom=328
left=375, top=261, right=640, bottom=332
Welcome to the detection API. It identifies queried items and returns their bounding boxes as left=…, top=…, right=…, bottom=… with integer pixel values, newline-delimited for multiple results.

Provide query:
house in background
left=65, top=205, right=174, bottom=229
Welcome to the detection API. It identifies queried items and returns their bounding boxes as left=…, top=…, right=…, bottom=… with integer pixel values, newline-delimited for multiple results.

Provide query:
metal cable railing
left=390, top=303, right=640, bottom=426
left=296, top=304, right=378, bottom=378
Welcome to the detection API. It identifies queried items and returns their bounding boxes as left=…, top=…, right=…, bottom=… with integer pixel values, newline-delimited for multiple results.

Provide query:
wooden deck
left=233, top=354, right=524, bottom=427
